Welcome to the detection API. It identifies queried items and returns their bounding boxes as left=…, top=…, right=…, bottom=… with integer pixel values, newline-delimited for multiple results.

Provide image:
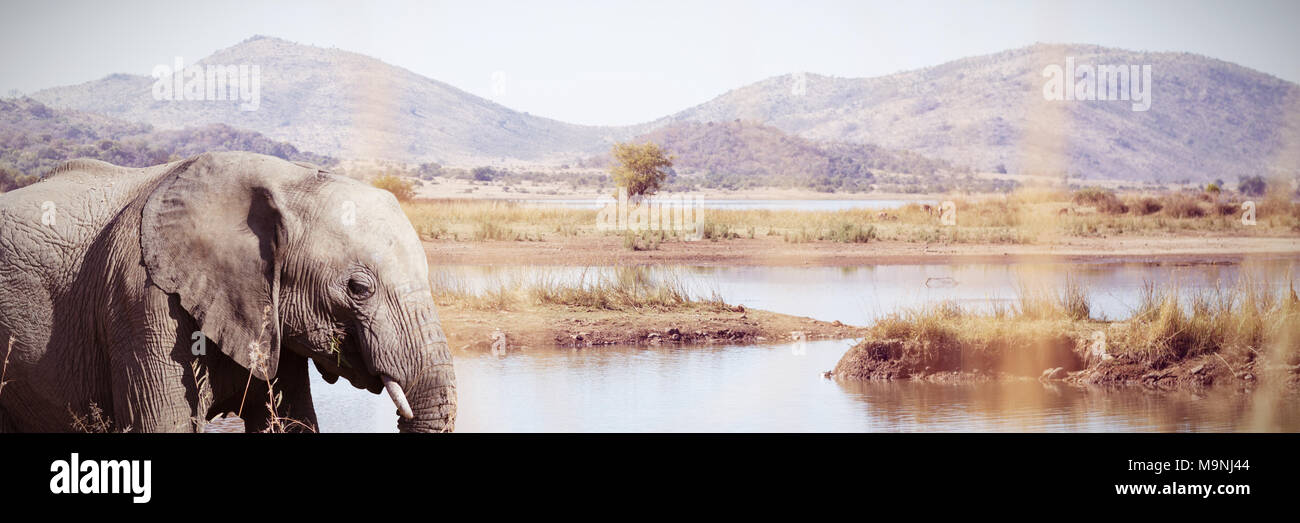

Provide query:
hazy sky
left=1, top=0, right=1297, bottom=125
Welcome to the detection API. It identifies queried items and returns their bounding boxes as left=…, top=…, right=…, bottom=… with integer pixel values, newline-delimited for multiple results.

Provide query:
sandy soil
left=438, top=303, right=866, bottom=353
left=425, top=235, right=1300, bottom=267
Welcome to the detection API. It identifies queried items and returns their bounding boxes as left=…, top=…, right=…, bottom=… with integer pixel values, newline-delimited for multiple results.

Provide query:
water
left=427, top=259, right=1297, bottom=325
left=311, top=258, right=1300, bottom=432
left=511, top=198, right=930, bottom=211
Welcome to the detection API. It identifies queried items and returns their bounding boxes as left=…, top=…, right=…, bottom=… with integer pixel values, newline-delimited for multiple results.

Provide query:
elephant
left=0, top=151, right=456, bottom=432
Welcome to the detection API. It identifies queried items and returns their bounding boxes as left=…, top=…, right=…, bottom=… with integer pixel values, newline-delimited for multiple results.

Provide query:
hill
left=31, top=35, right=628, bottom=164
left=29, top=38, right=1300, bottom=184
left=604, top=120, right=959, bottom=192
left=0, top=97, right=333, bottom=191
left=656, top=44, right=1300, bottom=183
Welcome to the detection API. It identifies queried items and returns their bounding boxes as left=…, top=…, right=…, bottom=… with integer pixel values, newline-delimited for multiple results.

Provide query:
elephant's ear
left=141, top=153, right=296, bottom=381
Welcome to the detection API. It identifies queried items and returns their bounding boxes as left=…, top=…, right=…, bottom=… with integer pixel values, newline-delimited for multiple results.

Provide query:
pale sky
left=1, top=0, right=1297, bottom=126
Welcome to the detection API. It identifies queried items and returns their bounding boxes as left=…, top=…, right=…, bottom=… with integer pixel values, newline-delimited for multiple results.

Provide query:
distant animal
left=0, top=152, right=457, bottom=432
left=921, top=204, right=935, bottom=216
left=925, top=277, right=959, bottom=288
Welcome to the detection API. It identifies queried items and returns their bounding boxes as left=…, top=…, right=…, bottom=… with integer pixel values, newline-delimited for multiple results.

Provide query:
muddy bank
left=425, top=236, right=1300, bottom=267
left=439, top=303, right=866, bottom=352
left=831, top=337, right=1300, bottom=391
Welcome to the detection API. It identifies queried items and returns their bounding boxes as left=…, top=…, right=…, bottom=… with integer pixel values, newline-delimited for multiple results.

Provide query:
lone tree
left=610, top=142, right=673, bottom=199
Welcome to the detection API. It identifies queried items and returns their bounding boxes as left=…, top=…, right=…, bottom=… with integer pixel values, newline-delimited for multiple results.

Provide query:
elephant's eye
left=347, top=278, right=374, bottom=300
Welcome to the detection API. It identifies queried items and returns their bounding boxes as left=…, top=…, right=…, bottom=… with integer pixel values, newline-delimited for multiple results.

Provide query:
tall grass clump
left=827, top=222, right=876, bottom=243
left=1125, top=196, right=1163, bottom=216
left=1160, top=194, right=1206, bottom=218
left=623, top=230, right=665, bottom=251
left=429, top=272, right=520, bottom=310
left=371, top=174, right=417, bottom=201
left=1117, top=280, right=1300, bottom=367
left=1007, top=277, right=1092, bottom=321
left=699, top=219, right=738, bottom=241
left=431, top=268, right=729, bottom=312
left=1072, top=187, right=1127, bottom=214
left=853, top=278, right=1300, bottom=377
left=473, top=221, right=517, bottom=241
left=529, top=268, right=715, bottom=311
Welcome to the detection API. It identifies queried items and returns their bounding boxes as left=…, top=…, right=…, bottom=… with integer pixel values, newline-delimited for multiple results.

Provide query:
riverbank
left=406, top=190, right=1300, bottom=266
left=429, top=269, right=866, bottom=352
left=425, top=235, right=1300, bottom=267
left=440, top=303, right=864, bottom=352
left=830, top=281, right=1300, bottom=391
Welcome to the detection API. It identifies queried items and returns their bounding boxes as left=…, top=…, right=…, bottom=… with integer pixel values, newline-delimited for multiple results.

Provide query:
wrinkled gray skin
left=0, top=152, right=456, bottom=432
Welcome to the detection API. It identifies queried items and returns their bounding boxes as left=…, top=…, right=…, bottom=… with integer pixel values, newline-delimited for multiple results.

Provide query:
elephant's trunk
left=367, top=296, right=457, bottom=433
left=395, top=360, right=457, bottom=433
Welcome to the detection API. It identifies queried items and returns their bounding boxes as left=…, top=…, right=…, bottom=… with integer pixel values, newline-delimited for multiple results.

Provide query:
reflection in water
left=836, top=379, right=1298, bottom=432
left=312, top=259, right=1300, bottom=432
left=315, top=339, right=1300, bottom=433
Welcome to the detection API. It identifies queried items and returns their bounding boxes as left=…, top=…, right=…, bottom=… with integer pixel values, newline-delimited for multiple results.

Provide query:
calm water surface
left=311, top=258, right=1300, bottom=432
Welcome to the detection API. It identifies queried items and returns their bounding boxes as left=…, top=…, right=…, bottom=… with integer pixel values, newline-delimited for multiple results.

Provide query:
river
left=310, top=257, right=1300, bottom=432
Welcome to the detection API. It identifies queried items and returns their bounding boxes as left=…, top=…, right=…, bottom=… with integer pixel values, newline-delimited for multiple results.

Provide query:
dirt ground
left=438, top=303, right=867, bottom=353
left=425, top=235, right=1300, bottom=267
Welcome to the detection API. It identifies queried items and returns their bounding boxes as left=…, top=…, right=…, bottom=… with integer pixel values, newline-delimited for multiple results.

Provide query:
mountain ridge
left=32, top=35, right=632, bottom=164
left=29, top=36, right=1300, bottom=183
left=654, top=43, right=1300, bottom=182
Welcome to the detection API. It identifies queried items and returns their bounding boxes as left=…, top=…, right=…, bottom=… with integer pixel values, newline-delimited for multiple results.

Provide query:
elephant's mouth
left=308, top=343, right=416, bottom=421
left=309, top=343, right=384, bottom=394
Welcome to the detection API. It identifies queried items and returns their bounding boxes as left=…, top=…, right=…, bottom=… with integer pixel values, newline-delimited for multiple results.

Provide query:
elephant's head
left=140, top=152, right=456, bottom=432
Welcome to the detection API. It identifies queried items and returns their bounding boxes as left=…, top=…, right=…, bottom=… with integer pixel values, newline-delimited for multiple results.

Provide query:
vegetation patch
left=833, top=280, right=1300, bottom=389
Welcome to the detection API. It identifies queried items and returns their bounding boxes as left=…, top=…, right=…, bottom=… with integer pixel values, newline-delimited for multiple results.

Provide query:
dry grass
left=431, top=267, right=728, bottom=312
left=1115, top=280, right=1300, bottom=368
left=859, top=279, right=1300, bottom=372
left=70, top=403, right=130, bottom=433
left=403, top=199, right=589, bottom=241
left=371, top=174, right=417, bottom=201
left=399, top=190, right=1299, bottom=246
left=0, top=338, right=11, bottom=399
left=234, top=306, right=317, bottom=433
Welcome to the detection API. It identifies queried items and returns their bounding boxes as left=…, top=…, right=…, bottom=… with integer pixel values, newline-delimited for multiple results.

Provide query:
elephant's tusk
left=382, top=375, right=415, bottom=420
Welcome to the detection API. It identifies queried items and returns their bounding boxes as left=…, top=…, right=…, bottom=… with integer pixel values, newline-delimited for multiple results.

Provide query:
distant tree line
left=0, top=98, right=334, bottom=191
left=580, top=120, right=960, bottom=193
